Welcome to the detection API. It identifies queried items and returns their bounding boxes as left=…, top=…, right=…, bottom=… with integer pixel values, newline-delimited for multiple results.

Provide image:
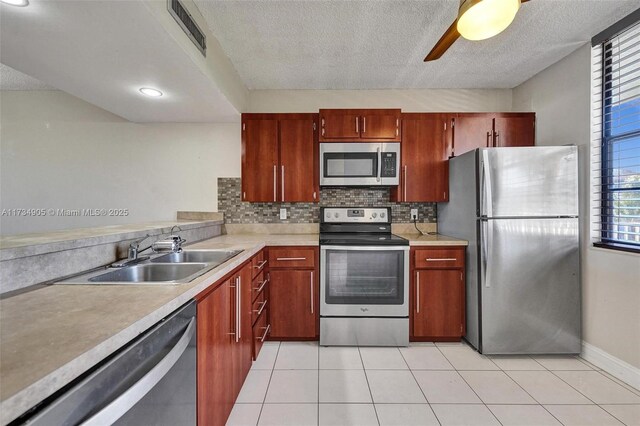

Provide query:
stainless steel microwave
left=320, top=142, right=400, bottom=186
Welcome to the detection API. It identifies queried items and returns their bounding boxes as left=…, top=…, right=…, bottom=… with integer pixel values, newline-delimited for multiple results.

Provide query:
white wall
left=248, top=89, right=513, bottom=112
left=0, top=91, right=240, bottom=235
left=513, top=44, right=640, bottom=369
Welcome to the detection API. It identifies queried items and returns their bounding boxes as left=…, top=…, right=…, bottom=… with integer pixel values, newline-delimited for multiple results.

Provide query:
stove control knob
left=325, top=212, right=331, bottom=219
left=372, top=212, right=377, bottom=218
left=380, top=212, right=386, bottom=219
left=334, top=212, right=339, bottom=219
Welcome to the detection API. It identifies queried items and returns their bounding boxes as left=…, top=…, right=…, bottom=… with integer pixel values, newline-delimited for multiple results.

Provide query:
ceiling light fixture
left=1, top=0, right=29, bottom=7
left=139, top=87, right=163, bottom=98
left=456, top=0, right=520, bottom=41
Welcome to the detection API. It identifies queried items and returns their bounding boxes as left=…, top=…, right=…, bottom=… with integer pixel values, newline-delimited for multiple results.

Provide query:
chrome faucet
left=112, top=226, right=187, bottom=268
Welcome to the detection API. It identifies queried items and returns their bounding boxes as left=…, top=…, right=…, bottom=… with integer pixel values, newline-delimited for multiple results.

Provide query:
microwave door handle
left=376, top=147, right=381, bottom=182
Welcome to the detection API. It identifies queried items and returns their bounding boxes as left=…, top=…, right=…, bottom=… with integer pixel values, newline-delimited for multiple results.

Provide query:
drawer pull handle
left=254, top=301, right=267, bottom=317
left=253, top=260, right=267, bottom=269
left=276, top=257, right=306, bottom=261
left=254, top=277, right=269, bottom=293
left=426, top=258, right=457, bottom=262
left=257, top=324, right=271, bottom=342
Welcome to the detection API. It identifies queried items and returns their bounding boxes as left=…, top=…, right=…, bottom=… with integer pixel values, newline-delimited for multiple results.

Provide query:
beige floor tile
left=554, top=370, right=640, bottom=404
left=600, top=404, right=640, bottom=426
left=431, top=404, right=500, bottom=426
left=252, top=343, right=279, bottom=370
left=265, top=370, right=318, bottom=403
left=237, top=370, right=272, bottom=403
left=227, top=403, right=262, bottom=426
left=413, top=370, right=481, bottom=404
left=487, top=404, right=561, bottom=426
left=435, top=341, right=470, bottom=347
left=489, top=355, right=545, bottom=371
left=275, top=341, right=318, bottom=369
left=598, top=371, right=640, bottom=397
left=319, top=370, right=372, bottom=403
left=459, top=371, right=536, bottom=404
left=544, top=404, right=623, bottom=425
left=258, top=404, right=318, bottom=426
left=375, top=404, right=439, bottom=426
left=318, top=404, right=378, bottom=426
left=400, top=346, right=454, bottom=370
left=366, top=370, right=426, bottom=403
left=359, top=347, right=408, bottom=369
left=439, top=346, right=499, bottom=370
left=533, top=355, right=593, bottom=371
left=507, top=371, right=592, bottom=404
left=319, top=346, right=363, bottom=369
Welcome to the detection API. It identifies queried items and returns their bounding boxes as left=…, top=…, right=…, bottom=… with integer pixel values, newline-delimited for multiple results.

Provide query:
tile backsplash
left=218, top=178, right=436, bottom=224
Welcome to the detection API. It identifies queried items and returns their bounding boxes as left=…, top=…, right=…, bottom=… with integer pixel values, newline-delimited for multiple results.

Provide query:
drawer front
left=269, top=247, right=316, bottom=269
left=253, top=309, right=270, bottom=360
left=414, top=248, right=465, bottom=269
left=251, top=250, right=268, bottom=279
left=252, top=271, right=268, bottom=302
left=252, top=291, right=267, bottom=325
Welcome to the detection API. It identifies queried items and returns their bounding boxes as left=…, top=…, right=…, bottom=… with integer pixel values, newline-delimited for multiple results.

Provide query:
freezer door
left=479, top=218, right=580, bottom=354
left=479, top=147, right=579, bottom=218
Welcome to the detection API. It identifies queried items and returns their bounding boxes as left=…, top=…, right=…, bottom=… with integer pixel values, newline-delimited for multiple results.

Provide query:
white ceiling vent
left=168, top=0, right=206, bottom=56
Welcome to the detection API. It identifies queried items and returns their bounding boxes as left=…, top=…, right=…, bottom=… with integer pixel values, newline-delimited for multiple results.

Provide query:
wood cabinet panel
left=269, top=269, right=318, bottom=339
left=268, top=247, right=316, bottom=269
left=360, top=113, right=400, bottom=140
left=413, top=269, right=465, bottom=339
left=253, top=309, right=269, bottom=360
left=251, top=271, right=268, bottom=302
left=321, top=113, right=360, bottom=140
left=494, top=115, right=535, bottom=147
left=242, top=119, right=278, bottom=202
left=252, top=290, right=266, bottom=325
left=237, top=264, right=253, bottom=387
left=250, top=250, right=267, bottom=279
left=414, top=247, right=465, bottom=269
left=319, top=109, right=401, bottom=142
left=453, top=114, right=493, bottom=156
left=280, top=118, right=317, bottom=202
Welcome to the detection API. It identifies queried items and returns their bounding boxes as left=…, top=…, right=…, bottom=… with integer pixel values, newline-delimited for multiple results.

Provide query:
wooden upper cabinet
left=242, top=119, right=278, bottom=202
left=494, top=114, right=535, bottom=147
left=319, top=109, right=401, bottom=142
left=453, top=114, right=494, bottom=156
left=242, top=113, right=318, bottom=203
left=280, top=118, right=318, bottom=202
left=394, top=113, right=452, bottom=203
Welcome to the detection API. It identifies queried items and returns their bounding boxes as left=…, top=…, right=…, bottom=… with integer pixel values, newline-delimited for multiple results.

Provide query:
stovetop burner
left=319, top=207, right=408, bottom=246
left=319, top=232, right=408, bottom=246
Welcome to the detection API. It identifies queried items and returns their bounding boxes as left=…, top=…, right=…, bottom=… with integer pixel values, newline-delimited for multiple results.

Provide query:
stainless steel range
left=319, top=207, right=409, bottom=346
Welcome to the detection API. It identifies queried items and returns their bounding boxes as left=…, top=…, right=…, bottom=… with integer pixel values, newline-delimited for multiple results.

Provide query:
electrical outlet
left=280, top=208, right=287, bottom=220
left=410, top=209, right=418, bottom=221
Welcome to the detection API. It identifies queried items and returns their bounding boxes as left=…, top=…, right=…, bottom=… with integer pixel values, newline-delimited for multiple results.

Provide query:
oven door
left=320, top=143, right=400, bottom=186
left=320, top=245, right=409, bottom=317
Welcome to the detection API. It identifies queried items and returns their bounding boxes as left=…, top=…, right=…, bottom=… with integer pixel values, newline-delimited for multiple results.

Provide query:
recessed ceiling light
left=1, top=0, right=29, bottom=6
left=139, top=87, right=163, bottom=97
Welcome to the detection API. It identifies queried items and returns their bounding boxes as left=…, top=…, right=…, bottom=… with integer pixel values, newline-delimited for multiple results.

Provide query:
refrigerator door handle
left=481, top=219, right=494, bottom=288
left=481, top=150, right=494, bottom=218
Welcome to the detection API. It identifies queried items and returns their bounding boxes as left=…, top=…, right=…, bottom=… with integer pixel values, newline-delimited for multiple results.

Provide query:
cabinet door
left=280, top=118, right=317, bottom=202
left=360, top=113, right=400, bottom=140
left=269, top=269, right=317, bottom=338
left=413, top=269, right=464, bottom=338
left=453, top=114, right=493, bottom=156
left=494, top=115, right=535, bottom=147
left=400, top=115, right=449, bottom=202
left=197, top=281, right=234, bottom=426
left=242, top=119, right=278, bottom=202
left=320, top=112, right=360, bottom=140
left=238, top=265, right=253, bottom=386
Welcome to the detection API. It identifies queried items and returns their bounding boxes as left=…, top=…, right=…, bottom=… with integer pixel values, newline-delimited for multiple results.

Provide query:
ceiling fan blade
left=424, top=19, right=460, bottom=62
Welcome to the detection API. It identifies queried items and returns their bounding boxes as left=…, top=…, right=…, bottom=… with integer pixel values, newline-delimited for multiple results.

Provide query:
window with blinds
left=592, top=19, right=640, bottom=253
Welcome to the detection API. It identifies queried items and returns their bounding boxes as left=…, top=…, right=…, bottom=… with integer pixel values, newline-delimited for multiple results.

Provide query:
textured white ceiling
left=195, top=0, right=639, bottom=90
left=0, top=63, right=56, bottom=91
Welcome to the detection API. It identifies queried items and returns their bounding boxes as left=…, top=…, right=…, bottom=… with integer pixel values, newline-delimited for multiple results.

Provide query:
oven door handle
left=376, top=147, right=381, bottom=182
left=81, top=318, right=195, bottom=426
left=320, top=245, right=409, bottom=252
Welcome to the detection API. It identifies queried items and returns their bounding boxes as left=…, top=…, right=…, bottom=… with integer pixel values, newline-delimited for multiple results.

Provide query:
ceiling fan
left=424, top=0, right=530, bottom=61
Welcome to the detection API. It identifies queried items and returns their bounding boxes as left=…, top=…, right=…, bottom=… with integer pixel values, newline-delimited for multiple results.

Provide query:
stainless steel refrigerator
left=438, top=147, right=580, bottom=355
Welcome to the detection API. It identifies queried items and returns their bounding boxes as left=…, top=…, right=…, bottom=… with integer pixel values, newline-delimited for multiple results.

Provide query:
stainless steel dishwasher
left=22, top=301, right=196, bottom=426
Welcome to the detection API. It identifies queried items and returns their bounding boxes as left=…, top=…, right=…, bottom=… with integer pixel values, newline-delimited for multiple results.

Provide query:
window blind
left=591, top=20, right=640, bottom=252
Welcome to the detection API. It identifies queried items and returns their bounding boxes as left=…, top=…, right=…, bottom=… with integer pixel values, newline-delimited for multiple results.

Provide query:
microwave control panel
left=380, top=152, right=397, bottom=177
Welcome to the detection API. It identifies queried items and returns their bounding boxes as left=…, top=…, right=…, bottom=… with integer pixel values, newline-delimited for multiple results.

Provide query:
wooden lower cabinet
left=411, top=247, right=466, bottom=341
left=269, top=269, right=318, bottom=339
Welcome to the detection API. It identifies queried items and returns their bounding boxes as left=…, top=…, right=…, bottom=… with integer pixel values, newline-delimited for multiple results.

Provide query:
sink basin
left=150, top=249, right=242, bottom=265
left=88, top=263, right=209, bottom=283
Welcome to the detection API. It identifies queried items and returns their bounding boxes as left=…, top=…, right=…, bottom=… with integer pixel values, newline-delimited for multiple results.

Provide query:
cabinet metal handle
left=281, top=165, right=285, bottom=202
left=236, top=277, right=241, bottom=342
left=494, top=131, right=499, bottom=146
left=426, top=258, right=457, bottom=262
left=486, top=131, right=492, bottom=148
left=254, top=277, right=269, bottom=293
left=253, top=260, right=267, bottom=269
left=310, top=271, right=314, bottom=314
left=363, top=116, right=366, bottom=133
left=355, top=116, right=359, bottom=134
left=416, top=271, right=420, bottom=314
left=396, top=118, right=399, bottom=136
left=276, top=257, right=306, bottom=261
left=254, top=300, right=267, bottom=317
left=257, top=324, right=271, bottom=342
left=403, top=165, right=407, bottom=201
left=273, top=164, right=277, bottom=202
left=228, top=281, right=237, bottom=338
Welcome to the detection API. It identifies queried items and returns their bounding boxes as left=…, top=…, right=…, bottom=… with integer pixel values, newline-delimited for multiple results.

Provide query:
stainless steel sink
left=150, top=249, right=242, bottom=265
left=88, top=263, right=209, bottom=283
